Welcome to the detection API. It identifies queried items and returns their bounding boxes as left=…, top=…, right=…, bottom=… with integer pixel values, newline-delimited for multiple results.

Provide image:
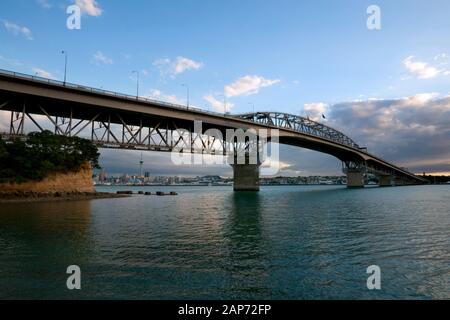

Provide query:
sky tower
left=139, top=152, right=144, bottom=178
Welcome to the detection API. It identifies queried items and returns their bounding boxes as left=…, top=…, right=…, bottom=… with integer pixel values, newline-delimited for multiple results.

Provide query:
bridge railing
left=0, top=68, right=228, bottom=118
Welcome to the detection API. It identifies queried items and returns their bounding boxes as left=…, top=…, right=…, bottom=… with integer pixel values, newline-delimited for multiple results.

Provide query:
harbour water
left=0, top=185, right=449, bottom=299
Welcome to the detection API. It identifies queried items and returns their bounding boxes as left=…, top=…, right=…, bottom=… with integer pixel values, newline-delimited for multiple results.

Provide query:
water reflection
left=222, top=192, right=270, bottom=298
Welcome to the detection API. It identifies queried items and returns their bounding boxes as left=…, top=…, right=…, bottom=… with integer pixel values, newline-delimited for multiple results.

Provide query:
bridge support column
left=346, top=170, right=365, bottom=188
left=393, top=177, right=406, bottom=186
left=378, top=175, right=393, bottom=187
left=232, top=163, right=260, bottom=191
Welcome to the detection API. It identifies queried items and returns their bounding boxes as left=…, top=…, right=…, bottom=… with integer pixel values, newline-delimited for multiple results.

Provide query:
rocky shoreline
left=0, top=191, right=130, bottom=203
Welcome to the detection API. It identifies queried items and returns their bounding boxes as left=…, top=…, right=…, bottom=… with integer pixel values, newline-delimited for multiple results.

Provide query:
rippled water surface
left=0, top=185, right=449, bottom=299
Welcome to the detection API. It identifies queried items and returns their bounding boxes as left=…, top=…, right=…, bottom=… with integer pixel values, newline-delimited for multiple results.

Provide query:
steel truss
left=0, top=102, right=268, bottom=158
left=236, top=112, right=361, bottom=149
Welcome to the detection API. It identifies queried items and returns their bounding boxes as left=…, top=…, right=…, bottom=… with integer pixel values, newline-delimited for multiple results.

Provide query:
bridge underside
left=0, top=95, right=231, bottom=155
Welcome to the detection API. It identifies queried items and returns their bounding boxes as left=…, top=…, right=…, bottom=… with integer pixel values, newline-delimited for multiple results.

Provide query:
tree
left=0, top=131, right=101, bottom=183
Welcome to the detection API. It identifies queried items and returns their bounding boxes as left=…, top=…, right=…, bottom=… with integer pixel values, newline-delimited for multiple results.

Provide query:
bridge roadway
left=0, top=69, right=427, bottom=190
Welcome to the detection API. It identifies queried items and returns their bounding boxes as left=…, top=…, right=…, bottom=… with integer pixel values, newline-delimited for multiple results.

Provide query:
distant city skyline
left=1, top=0, right=449, bottom=175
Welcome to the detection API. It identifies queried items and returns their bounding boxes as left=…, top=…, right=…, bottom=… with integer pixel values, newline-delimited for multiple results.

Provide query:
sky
left=1, top=0, right=449, bottom=176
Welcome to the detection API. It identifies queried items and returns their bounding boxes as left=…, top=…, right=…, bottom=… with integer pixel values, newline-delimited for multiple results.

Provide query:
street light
left=132, top=70, right=139, bottom=98
left=61, top=50, right=68, bottom=85
left=181, top=84, right=190, bottom=109
left=224, top=94, right=228, bottom=115
left=219, top=93, right=227, bottom=115
left=248, top=102, right=255, bottom=114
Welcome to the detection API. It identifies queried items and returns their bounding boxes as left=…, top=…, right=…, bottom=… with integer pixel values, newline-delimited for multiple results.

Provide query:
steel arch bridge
left=0, top=69, right=427, bottom=189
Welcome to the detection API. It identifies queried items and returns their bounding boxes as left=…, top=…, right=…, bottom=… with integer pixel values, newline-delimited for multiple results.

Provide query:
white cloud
left=434, top=53, right=449, bottom=64
left=2, top=20, right=33, bottom=40
left=303, top=102, right=328, bottom=121
left=37, top=0, right=52, bottom=9
left=153, top=58, right=170, bottom=68
left=75, top=0, right=102, bottom=17
left=173, top=57, right=203, bottom=74
left=261, top=158, right=292, bottom=171
left=204, top=95, right=235, bottom=112
left=93, top=51, right=113, bottom=65
left=224, top=75, right=280, bottom=98
left=146, top=89, right=185, bottom=105
left=32, top=67, right=56, bottom=79
left=0, top=54, right=23, bottom=67
left=396, top=92, right=440, bottom=108
left=153, top=56, right=203, bottom=77
left=403, top=56, right=441, bottom=79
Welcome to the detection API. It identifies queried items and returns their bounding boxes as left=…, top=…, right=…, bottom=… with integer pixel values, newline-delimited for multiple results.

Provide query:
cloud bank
left=328, top=94, right=450, bottom=173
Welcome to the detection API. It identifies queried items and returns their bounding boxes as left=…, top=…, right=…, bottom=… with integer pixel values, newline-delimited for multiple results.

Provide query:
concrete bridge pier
left=378, top=175, right=393, bottom=187
left=346, top=169, right=365, bottom=188
left=230, top=150, right=261, bottom=192
left=231, top=163, right=261, bottom=191
left=393, top=177, right=406, bottom=186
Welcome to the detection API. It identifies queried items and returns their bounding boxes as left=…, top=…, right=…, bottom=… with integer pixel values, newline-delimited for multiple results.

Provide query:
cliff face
left=0, top=163, right=95, bottom=194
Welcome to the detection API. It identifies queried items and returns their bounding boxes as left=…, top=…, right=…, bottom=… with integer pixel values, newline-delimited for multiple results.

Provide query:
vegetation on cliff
left=0, top=131, right=100, bottom=183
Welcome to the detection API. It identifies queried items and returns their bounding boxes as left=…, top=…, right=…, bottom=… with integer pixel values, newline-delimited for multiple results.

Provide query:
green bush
left=0, top=131, right=100, bottom=184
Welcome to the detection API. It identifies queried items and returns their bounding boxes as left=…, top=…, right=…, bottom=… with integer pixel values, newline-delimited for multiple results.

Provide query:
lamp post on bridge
left=132, top=70, right=140, bottom=99
left=61, top=50, right=68, bottom=85
left=224, top=95, right=227, bottom=115
left=219, top=93, right=228, bottom=115
left=248, top=102, right=255, bottom=114
left=181, top=83, right=190, bottom=109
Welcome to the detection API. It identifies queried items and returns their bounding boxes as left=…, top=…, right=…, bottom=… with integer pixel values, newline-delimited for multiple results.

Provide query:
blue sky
left=1, top=0, right=450, bottom=176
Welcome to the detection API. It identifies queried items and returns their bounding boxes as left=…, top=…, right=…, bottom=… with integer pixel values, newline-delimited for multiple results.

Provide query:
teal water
left=0, top=185, right=449, bottom=300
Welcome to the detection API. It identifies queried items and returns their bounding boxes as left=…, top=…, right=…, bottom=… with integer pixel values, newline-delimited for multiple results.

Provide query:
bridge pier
left=393, top=177, right=406, bottom=186
left=230, top=151, right=261, bottom=192
left=232, top=163, right=260, bottom=191
left=378, top=175, right=393, bottom=187
left=346, top=170, right=365, bottom=188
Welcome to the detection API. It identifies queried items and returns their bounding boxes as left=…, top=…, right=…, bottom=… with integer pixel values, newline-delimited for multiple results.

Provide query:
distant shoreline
left=95, top=184, right=346, bottom=187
